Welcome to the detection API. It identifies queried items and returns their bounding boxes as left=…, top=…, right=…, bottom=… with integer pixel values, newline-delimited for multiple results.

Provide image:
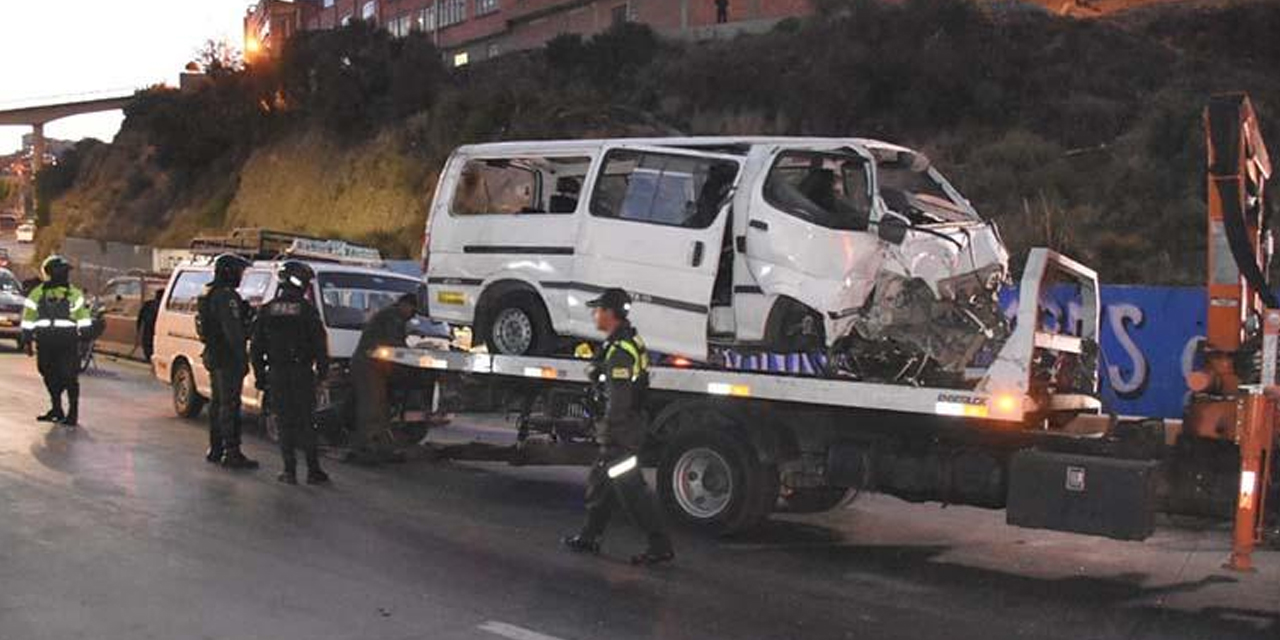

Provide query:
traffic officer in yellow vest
left=22, top=255, right=92, bottom=428
left=562, top=288, right=675, bottom=566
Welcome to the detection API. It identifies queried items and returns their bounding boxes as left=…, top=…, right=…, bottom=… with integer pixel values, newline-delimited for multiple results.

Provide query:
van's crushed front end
left=821, top=145, right=1012, bottom=386
left=830, top=221, right=1009, bottom=386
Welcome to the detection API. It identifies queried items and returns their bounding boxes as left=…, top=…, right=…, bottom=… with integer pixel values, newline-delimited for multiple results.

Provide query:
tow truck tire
left=481, top=292, right=554, bottom=356
left=658, top=425, right=779, bottom=536
left=171, top=360, right=205, bottom=419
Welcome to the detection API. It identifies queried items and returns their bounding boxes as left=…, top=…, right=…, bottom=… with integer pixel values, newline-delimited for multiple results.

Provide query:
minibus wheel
left=171, top=359, right=206, bottom=419
left=482, top=292, right=553, bottom=356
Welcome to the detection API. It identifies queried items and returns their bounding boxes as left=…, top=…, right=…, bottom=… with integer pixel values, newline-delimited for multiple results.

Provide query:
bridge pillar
left=28, top=122, right=45, bottom=218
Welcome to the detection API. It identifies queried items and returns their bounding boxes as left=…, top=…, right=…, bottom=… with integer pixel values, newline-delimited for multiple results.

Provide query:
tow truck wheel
left=658, top=424, right=778, bottom=536
left=171, top=360, right=205, bottom=419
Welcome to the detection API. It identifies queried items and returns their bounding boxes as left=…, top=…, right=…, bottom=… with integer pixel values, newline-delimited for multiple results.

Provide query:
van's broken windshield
left=872, top=148, right=975, bottom=225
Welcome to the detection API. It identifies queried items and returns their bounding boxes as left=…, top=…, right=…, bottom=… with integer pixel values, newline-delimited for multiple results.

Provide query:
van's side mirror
left=878, top=216, right=909, bottom=245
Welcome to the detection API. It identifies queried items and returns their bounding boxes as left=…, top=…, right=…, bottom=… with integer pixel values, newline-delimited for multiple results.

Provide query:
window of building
left=388, top=12, right=413, bottom=37
left=324, top=0, right=335, bottom=7
left=164, top=271, right=214, bottom=314
left=453, top=51, right=469, bottom=66
left=451, top=156, right=592, bottom=215
left=362, top=0, right=378, bottom=24
left=439, top=0, right=466, bottom=27
left=590, top=151, right=739, bottom=229
left=611, top=4, right=629, bottom=26
left=486, top=42, right=500, bottom=59
left=476, top=0, right=499, bottom=16
left=417, top=5, right=437, bottom=31
left=341, top=12, right=353, bottom=25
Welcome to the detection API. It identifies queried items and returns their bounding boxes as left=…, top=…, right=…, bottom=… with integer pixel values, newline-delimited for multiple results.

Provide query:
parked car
left=0, top=268, right=26, bottom=349
left=91, top=272, right=168, bottom=360
left=422, top=137, right=1008, bottom=380
left=15, top=221, right=35, bottom=243
left=153, top=259, right=428, bottom=434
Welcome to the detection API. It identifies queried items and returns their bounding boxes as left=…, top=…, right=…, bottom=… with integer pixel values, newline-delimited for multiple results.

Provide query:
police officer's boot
left=221, top=447, right=260, bottom=470
left=37, top=391, right=64, bottom=423
left=560, top=535, right=601, bottom=555
left=277, top=449, right=298, bottom=484
left=305, top=449, right=329, bottom=485
left=63, top=387, right=80, bottom=428
left=630, top=534, right=675, bottom=567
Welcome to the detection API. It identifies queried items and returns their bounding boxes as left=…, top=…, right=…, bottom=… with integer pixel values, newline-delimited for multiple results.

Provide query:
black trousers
left=36, top=339, right=79, bottom=416
left=208, top=364, right=246, bottom=453
left=581, top=448, right=670, bottom=547
left=268, top=365, right=319, bottom=471
left=351, top=357, right=392, bottom=452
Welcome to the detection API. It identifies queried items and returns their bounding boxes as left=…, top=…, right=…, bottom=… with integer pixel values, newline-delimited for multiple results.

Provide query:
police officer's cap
left=586, top=288, right=631, bottom=317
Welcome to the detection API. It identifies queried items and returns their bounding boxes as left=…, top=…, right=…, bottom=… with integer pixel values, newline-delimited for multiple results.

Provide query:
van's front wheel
left=482, top=292, right=553, bottom=356
left=171, top=360, right=206, bottom=419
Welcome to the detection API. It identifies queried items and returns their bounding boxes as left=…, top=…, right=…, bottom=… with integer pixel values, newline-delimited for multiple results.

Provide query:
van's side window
left=451, top=156, right=593, bottom=215
left=165, top=270, right=214, bottom=314
left=590, top=150, right=737, bottom=229
left=238, top=270, right=272, bottom=307
left=764, top=151, right=872, bottom=231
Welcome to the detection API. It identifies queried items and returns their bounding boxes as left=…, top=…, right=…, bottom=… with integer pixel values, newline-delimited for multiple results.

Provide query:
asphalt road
left=0, top=352, right=1277, bottom=640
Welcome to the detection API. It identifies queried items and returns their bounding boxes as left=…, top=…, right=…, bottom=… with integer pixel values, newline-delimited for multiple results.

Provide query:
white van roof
left=452, top=136, right=916, bottom=157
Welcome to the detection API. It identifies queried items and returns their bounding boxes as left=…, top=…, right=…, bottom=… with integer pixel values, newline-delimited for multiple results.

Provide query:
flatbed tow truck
left=376, top=94, right=1278, bottom=572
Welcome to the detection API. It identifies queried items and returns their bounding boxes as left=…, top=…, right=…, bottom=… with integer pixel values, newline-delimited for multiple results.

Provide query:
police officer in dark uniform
left=250, top=261, right=330, bottom=485
left=22, top=255, right=93, bottom=428
left=197, top=254, right=259, bottom=469
left=562, top=288, right=675, bottom=566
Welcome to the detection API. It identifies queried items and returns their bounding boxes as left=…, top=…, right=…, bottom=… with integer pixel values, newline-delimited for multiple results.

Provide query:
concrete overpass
left=0, top=92, right=134, bottom=173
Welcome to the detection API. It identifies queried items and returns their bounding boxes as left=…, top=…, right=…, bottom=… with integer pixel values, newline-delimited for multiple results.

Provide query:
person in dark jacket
left=197, top=254, right=258, bottom=469
left=562, top=288, right=674, bottom=566
left=136, top=288, right=163, bottom=362
left=22, top=255, right=93, bottom=428
left=348, top=293, right=418, bottom=463
left=251, top=261, right=330, bottom=485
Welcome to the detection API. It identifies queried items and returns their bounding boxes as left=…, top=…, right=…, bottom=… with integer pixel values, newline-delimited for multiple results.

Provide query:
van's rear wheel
left=171, top=360, right=205, bottom=419
left=482, top=292, right=553, bottom=356
left=658, top=423, right=778, bottom=536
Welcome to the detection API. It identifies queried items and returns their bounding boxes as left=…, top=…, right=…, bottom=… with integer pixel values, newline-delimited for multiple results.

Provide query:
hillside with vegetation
left=35, top=0, right=1280, bottom=283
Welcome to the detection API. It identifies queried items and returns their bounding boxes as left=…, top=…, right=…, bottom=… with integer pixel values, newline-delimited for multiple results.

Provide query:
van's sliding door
left=572, top=145, right=741, bottom=360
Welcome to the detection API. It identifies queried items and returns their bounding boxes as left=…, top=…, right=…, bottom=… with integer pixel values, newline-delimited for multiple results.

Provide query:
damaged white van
left=423, top=137, right=1009, bottom=384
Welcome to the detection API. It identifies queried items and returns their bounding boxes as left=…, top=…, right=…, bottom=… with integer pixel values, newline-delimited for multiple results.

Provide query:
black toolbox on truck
left=1006, top=450, right=1160, bottom=541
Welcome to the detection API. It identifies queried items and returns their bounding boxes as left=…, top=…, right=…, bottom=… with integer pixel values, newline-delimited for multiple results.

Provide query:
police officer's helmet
left=277, top=260, right=314, bottom=293
left=212, top=253, right=251, bottom=285
left=586, top=288, right=631, bottom=319
left=40, top=255, right=72, bottom=282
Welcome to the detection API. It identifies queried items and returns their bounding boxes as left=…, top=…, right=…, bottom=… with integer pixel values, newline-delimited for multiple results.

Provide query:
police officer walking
left=197, top=254, right=258, bottom=469
left=250, top=261, right=330, bottom=485
left=21, top=255, right=92, bottom=428
left=562, top=288, right=675, bottom=566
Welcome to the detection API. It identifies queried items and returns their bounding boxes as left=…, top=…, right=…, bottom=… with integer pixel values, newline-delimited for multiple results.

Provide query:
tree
left=195, top=38, right=244, bottom=76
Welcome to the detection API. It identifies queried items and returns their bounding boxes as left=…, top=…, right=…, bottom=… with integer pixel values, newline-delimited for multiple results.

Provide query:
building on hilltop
left=244, top=0, right=813, bottom=67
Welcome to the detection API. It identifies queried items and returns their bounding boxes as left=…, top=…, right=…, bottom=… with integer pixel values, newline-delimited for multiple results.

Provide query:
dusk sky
left=0, top=0, right=249, bottom=154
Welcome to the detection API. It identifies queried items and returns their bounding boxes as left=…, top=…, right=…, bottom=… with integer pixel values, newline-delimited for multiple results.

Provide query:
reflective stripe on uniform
left=607, top=455, right=639, bottom=478
left=20, top=320, right=37, bottom=330
left=23, top=299, right=38, bottom=310
left=75, top=319, right=93, bottom=328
